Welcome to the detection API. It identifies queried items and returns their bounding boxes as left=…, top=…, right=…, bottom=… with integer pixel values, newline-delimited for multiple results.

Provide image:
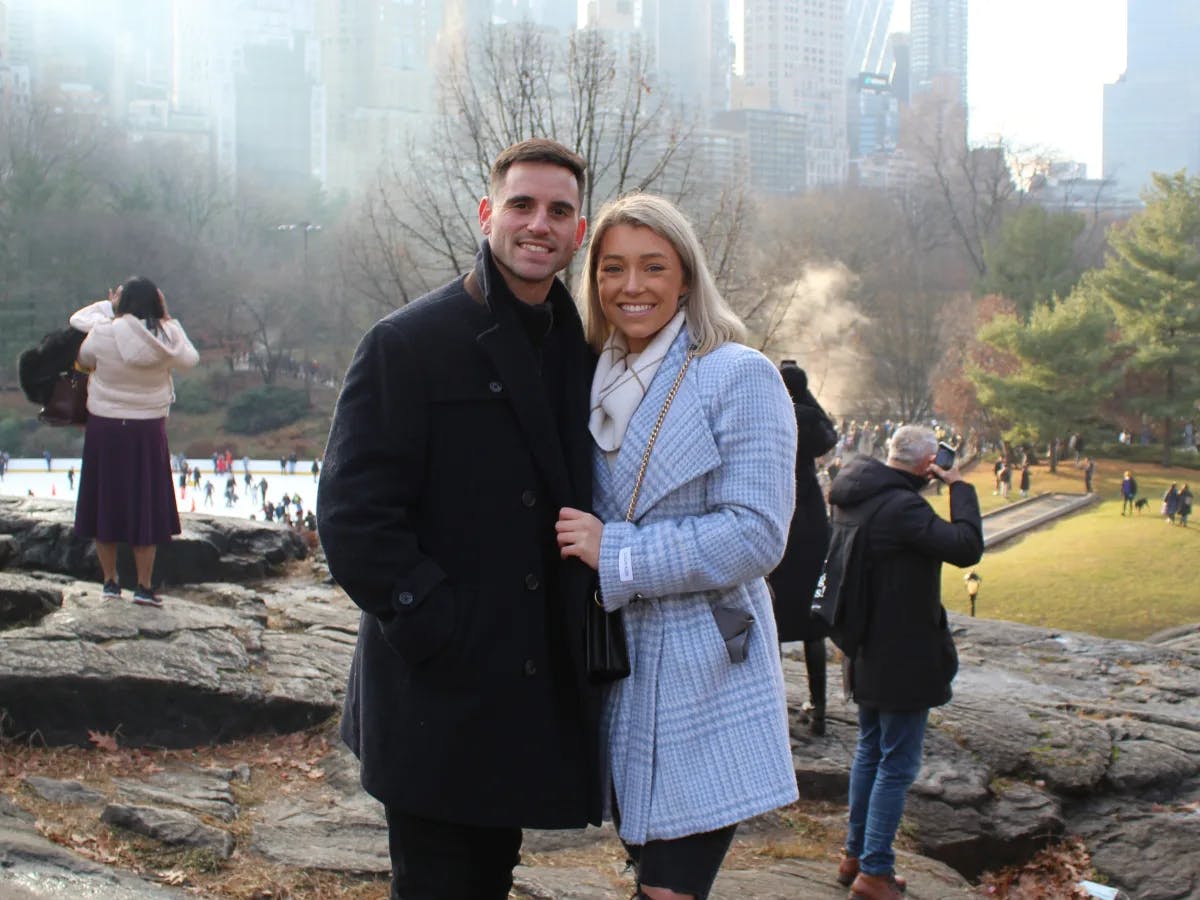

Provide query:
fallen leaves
left=87, top=730, right=119, bottom=753
left=981, top=836, right=1095, bottom=898
left=157, top=868, right=189, bottom=886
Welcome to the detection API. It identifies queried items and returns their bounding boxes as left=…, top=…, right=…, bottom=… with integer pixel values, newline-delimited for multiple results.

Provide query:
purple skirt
left=73, top=414, right=181, bottom=545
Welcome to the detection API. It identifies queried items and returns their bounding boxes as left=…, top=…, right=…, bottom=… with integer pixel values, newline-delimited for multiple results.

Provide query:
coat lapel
left=471, top=246, right=577, bottom=511
left=614, top=331, right=721, bottom=522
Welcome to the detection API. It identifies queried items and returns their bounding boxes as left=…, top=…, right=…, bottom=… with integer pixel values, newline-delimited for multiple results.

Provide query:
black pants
left=803, top=638, right=826, bottom=709
left=614, top=792, right=737, bottom=899
left=622, top=825, right=738, bottom=899
left=384, top=807, right=521, bottom=900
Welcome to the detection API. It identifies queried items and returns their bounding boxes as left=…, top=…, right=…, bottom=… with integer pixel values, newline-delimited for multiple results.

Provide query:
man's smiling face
left=479, top=161, right=586, bottom=304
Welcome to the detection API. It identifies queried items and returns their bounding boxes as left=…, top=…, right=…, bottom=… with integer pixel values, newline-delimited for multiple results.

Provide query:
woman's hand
left=556, top=507, right=603, bottom=571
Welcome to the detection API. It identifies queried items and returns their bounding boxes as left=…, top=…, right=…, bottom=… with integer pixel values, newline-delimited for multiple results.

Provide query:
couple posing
left=317, top=139, right=799, bottom=899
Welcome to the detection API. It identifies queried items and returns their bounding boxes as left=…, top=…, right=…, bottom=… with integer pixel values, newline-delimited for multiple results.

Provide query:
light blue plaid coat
left=595, top=329, right=799, bottom=845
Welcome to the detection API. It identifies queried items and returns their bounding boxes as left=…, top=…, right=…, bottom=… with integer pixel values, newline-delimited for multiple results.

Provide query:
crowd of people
left=167, top=452, right=319, bottom=530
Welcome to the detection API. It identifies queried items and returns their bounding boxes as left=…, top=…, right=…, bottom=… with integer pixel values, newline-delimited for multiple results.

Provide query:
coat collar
left=471, top=242, right=590, bottom=511
left=605, top=329, right=720, bottom=521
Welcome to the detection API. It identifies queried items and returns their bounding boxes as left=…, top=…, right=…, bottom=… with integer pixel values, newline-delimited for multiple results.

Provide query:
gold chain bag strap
left=587, top=347, right=697, bottom=683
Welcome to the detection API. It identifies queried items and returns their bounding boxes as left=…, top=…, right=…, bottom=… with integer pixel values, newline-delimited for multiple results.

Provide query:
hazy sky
left=728, top=0, right=1129, bottom=178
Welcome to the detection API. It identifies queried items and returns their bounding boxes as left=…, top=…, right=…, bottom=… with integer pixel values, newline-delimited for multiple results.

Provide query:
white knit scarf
left=589, top=311, right=687, bottom=453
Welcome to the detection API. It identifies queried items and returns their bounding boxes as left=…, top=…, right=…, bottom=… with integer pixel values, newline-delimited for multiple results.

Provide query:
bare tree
left=902, top=93, right=1017, bottom=279
left=338, top=22, right=739, bottom=309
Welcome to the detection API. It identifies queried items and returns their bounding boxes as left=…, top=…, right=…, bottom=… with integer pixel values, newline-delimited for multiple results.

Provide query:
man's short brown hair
left=489, top=139, right=587, bottom=205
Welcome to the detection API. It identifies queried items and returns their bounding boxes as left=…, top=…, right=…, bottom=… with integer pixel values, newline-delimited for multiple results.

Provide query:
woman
left=556, top=194, right=798, bottom=900
left=767, top=360, right=838, bottom=736
left=1179, top=483, right=1193, bottom=527
left=1163, top=483, right=1180, bottom=524
left=1120, top=471, right=1137, bottom=516
left=70, top=277, right=199, bottom=607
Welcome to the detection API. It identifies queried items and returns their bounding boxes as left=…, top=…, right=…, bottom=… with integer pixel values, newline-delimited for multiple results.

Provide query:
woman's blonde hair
left=577, top=193, right=746, bottom=355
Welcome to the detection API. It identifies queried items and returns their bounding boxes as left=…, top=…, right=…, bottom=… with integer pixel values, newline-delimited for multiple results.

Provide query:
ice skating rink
left=0, top=458, right=322, bottom=521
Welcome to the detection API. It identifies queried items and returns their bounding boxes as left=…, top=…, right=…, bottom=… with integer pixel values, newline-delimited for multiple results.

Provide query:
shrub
left=0, top=411, right=36, bottom=454
left=172, top=376, right=214, bottom=414
left=224, top=385, right=309, bottom=435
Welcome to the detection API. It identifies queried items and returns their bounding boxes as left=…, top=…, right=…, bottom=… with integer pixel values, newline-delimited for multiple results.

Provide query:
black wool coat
left=767, top=390, right=838, bottom=642
left=828, top=456, right=983, bottom=711
left=317, top=243, right=603, bottom=829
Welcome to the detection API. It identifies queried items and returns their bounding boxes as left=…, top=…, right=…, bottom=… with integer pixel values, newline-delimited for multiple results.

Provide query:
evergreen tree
left=979, top=205, right=1085, bottom=320
left=969, top=293, right=1117, bottom=472
left=1089, top=171, right=1200, bottom=466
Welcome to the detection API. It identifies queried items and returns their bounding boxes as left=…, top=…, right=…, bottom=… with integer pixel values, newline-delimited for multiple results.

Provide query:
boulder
left=1068, top=791, right=1200, bottom=900
left=0, top=584, right=351, bottom=746
left=100, top=803, right=235, bottom=858
left=788, top=615, right=1199, bottom=886
left=0, top=798, right=184, bottom=898
left=0, top=571, right=63, bottom=628
left=22, top=776, right=106, bottom=806
left=2, top=544, right=1197, bottom=896
left=112, top=768, right=239, bottom=823
left=0, top=497, right=306, bottom=586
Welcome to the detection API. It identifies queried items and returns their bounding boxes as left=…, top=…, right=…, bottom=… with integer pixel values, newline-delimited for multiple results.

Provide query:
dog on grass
left=1134, top=497, right=1149, bottom=513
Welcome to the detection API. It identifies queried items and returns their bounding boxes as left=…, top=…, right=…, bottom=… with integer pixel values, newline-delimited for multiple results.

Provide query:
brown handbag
left=39, top=369, right=89, bottom=427
left=586, top=348, right=696, bottom=684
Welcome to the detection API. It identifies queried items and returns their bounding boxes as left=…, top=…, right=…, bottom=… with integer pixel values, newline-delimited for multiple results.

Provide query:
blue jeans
left=845, top=706, right=929, bottom=876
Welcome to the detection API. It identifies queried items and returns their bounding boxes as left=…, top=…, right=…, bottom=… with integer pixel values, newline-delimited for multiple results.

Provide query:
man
left=317, top=139, right=600, bottom=899
left=1083, top=456, right=1096, bottom=493
left=828, top=425, right=983, bottom=900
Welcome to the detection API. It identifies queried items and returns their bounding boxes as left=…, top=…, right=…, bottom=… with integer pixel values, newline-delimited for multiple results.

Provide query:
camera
left=933, top=442, right=956, bottom=471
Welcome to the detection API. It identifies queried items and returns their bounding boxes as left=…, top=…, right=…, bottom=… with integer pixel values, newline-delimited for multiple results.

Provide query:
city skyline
left=731, top=0, right=1128, bottom=178
left=1, top=0, right=1147, bottom=187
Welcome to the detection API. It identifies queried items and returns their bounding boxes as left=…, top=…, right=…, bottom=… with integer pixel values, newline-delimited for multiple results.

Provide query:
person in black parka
left=767, top=361, right=838, bottom=735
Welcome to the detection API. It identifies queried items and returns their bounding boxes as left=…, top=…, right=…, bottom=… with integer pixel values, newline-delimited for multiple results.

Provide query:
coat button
left=525, top=574, right=540, bottom=591
left=489, top=380, right=503, bottom=393
left=524, top=659, right=537, bottom=676
left=396, top=591, right=415, bottom=607
left=521, top=490, right=536, bottom=507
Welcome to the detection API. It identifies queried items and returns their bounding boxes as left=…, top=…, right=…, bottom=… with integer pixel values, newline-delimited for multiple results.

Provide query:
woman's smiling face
left=595, top=223, right=688, bottom=353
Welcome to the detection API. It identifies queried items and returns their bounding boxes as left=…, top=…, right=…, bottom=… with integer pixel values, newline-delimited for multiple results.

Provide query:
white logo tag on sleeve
left=618, top=546, right=633, bottom=582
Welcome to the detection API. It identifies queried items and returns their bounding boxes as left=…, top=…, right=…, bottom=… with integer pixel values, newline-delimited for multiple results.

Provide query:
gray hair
left=887, top=425, right=937, bottom=468
left=577, top=192, right=746, bottom=355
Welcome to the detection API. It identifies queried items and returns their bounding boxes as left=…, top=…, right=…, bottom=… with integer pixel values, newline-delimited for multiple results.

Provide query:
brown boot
left=838, top=856, right=906, bottom=892
left=849, top=871, right=905, bottom=900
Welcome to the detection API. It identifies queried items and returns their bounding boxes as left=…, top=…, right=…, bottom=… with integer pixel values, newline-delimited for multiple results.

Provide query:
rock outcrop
left=0, top=580, right=352, bottom=746
left=0, top=497, right=307, bottom=586
left=0, top=507, right=1197, bottom=898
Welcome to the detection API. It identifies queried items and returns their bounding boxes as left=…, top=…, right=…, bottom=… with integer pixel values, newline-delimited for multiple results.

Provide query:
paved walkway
left=981, top=492, right=1101, bottom=549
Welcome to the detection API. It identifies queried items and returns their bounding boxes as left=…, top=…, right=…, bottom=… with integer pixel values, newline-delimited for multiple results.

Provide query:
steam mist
left=761, top=263, right=868, bottom=419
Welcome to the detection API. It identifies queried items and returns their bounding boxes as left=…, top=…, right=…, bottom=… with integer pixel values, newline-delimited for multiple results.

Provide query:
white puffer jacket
left=71, top=300, right=200, bottom=420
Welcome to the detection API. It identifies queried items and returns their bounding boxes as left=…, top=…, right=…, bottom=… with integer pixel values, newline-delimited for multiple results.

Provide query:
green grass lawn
left=927, top=456, right=1200, bottom=640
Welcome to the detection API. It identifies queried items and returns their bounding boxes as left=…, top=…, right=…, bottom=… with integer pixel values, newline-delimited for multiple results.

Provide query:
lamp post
left=275, top=221, right=322, bottom=268
left=963, top=570, right=982, bottom=617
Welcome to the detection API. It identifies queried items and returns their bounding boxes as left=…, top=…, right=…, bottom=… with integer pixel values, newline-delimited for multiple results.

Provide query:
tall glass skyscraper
left=910, top=0, right=966, bottom=105
left=844, top=0, right=894, bottom=79
left=1103, top=0, right=1200, bottom=199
